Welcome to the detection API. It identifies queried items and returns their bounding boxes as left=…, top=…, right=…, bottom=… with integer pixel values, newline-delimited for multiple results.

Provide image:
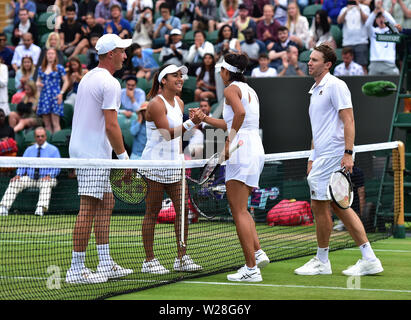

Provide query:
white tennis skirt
left=76, top=168, right=111, bottom=200
left=225, top=131, right=265, bottom=188
left=307, top=156, right=342, bottom=201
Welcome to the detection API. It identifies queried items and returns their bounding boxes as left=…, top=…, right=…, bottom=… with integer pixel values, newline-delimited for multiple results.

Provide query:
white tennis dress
left=223, top=81, right=265, bottom=188
left=141, top=94, right=183, bottom=183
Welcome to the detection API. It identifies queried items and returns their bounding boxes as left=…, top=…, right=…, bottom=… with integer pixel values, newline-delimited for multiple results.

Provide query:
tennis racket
left=328, top=167, right=354, bottom=210
left=187, top=140, right=244, bottom=185
left=110, top=169, right=148, bottom=204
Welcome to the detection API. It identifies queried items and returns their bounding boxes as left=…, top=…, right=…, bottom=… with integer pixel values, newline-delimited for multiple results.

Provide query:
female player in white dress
left=140, top=64, right=203, bottom=275
left=194, top=53, right=269, bottom=282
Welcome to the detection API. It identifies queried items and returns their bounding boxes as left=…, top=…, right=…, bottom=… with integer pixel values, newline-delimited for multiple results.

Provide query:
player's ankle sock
left=71, top=251, right=85, bottom=270
left=255, top=249, right=263, bottom=255
left=316, top=247, right=329, bottom=264
left=246, top=265, right=257, bottom=271
left=97, top=244, right=113, bottom=266
left=359, top=242, right=377, bottom=261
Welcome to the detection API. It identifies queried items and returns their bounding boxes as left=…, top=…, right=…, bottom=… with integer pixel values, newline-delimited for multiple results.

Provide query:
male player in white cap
left=66, top=34, right=134, bottom=284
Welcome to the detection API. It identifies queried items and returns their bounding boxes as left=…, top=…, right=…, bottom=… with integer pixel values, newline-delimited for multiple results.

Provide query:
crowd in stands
left=0, top=0, right=410, bottom=160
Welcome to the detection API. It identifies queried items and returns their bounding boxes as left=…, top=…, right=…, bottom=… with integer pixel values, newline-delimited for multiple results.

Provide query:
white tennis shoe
left=294, top=257, right=332, bottom=275
left=141, top=258, right=170, bottom=275
left=96, top=262, right=133, bottom=279
left=227, top=265, right=262, bottom=282
left=65, top=267, right=108, bottom=284
left=255, top=250, right=270, bottom=269
left=174, top=255, right=203, bottom=272
left=342, top=258, right=383, bottom=276
left=35, top=206, right=44, bottom=216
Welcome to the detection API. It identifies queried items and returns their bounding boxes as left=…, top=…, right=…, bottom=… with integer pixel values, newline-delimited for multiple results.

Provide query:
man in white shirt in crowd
left=337, top=0, right=370, bottom=75
left=11, top=32, right=40, bottom=73
left=251, top=53, right=278, bottom=78
left=277, top=45, right=307, bottom=76
left=365, top=0, right=399, bottom=75
left=333, top=47, right=364, bottom=76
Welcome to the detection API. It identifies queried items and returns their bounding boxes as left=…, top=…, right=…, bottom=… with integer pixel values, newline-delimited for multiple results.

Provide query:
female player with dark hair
left=140, top=63, right=203, bottom=275
left=193, top=53, right=269, bottom=282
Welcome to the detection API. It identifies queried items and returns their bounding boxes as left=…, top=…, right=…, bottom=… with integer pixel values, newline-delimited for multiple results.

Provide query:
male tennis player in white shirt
left=66, top=34, right=134, bottom=284
left=294, top=43, right=383, bottom=277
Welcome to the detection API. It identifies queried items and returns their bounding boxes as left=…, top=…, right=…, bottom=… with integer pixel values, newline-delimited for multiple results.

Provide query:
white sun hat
left=95, top=34, right=132, bottom=55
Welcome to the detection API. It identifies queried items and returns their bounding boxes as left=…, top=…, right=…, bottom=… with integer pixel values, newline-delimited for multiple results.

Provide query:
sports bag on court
left=266, top=199, right=313, bottom=226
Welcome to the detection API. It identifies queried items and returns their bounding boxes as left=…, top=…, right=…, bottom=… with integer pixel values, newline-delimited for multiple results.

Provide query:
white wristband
left=117, top=151, right=129, bottom=160
left=183, top=119, right=196, bottom=131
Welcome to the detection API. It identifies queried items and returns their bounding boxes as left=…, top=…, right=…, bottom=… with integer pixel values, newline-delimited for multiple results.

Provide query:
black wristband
left=344, top=149, right=353, bottom=155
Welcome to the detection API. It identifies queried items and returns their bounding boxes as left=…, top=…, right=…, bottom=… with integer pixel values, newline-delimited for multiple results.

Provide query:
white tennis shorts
left=307, top=156, right=342, bottom=201
left=76, top=168, right=111, bottom=200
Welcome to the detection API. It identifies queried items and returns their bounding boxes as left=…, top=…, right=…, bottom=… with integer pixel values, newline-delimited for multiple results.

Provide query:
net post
left=180, top=157, right=186, bottom=248
left=393, top=141, right=405, bottom=238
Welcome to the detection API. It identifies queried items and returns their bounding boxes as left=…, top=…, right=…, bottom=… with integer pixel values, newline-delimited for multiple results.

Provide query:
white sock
left=316, top=247, right=329, bottom=263
left=71, top=251, right=85, bottom=270
left=97, top=244, right=113, bottom=266
left=246, top=265, right=257, bottom=271
left=255, top=249, right=263, bottom=255
left=359, top=242, right=377, bottom=261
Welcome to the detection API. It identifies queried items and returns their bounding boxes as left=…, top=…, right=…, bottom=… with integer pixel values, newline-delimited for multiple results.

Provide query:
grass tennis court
left=109, top=237, right=411, bottom=300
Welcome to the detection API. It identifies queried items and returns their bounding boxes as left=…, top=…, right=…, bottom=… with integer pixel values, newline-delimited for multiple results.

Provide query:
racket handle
left=229, top=140, right=243, bottom=155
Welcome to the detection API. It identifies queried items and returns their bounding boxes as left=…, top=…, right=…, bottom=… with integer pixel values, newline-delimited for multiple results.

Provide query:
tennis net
left=0, top=141, right=402, bottom=300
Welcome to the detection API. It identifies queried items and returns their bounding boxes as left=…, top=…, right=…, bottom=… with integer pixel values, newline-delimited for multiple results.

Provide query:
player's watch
left=344, top=149, right=353, bottom=155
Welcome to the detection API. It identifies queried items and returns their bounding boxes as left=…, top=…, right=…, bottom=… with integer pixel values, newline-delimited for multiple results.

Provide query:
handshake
left=188, top=108, right=207, bottom=125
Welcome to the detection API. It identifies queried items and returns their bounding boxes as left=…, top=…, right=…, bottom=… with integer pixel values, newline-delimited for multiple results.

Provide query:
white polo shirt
left=69, top=67, right=121, bottom=159
left=308, top=72, right=353, bottom=161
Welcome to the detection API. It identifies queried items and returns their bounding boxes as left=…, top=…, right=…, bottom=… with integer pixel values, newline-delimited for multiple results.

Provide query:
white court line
left=181, top=280, right=411, bottom=294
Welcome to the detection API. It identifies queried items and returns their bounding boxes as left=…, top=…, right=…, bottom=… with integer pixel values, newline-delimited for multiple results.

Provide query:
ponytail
left=147, top=70, right=160, bottom=100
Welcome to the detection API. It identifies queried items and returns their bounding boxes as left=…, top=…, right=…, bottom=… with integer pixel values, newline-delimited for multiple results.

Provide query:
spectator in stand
left=95, top=0, right=122, bottom=26
left=273, top=0, right=289, bottom=25
left=131, top=43, right=160, bottom=80
left=286, top=1, right=310, bottom=50
left=78, top=0, right=98, bottom=24
left=54, top=0, right=79, bottom=31
left=159, top=29, right=189, bottom=67
left=241, top=0, right=269, bottom=21
left=217, top=0, right=240, bottom=29
left=0, top=58, right=9, bottom=116
left=86, top=33, right=100, bottom=70
left=104, top=4, right=133, bottom=39
left=383, top=0, right=411, bottom=29
left=12, top=8, right=38, bottom=46
left=8, top=80, right=42, bottom=133
left=34, top=32, right=65, bottom=81
left=215, top=24, right=241, bottom=63
left=153, top=2, right=182, bottom=48
left=126, top=0, right=153, bottom=30
left=64, top=57, right=88, bottom=106
left=0, top=108, right=16, bottom=157
left=0, top=33, right=14, bottom=74
left=12, top=56, right=34, bottom=104
left=68, top=12, right=104, bottom=59
left=307, top=9, right=336, bottom=50
left=337, top=0, right=370, bottom=75
left=7, top=0, right=36, bottom=34
left=120, top=75, right=146, bottom=118
left=0, top=127, right=61, bottom=217
left=59, top=5, right=83, bottom=57
left=251, top=52, right=278, bottom=77
left=268, top=25, right=298, bottom=69
left=185, top=30, right=215, bottom=75
left=11, top=32, right=41, bottom=73
left=277, top=45, right=307, bottom=76
left=193, top=0, right=218, bottom=33
left=333, top=46, right=365, bottom=76
left=36, top=48, right=70, bottom=133
left=365, top=1, right=399, bottom=75
left=195, top=53, right=216, bottom=101
left=175, top=0, right=196, bottom=35
left=322, top=0, right=347, bottom=24
left=257, top=4, right=282, bottom=50
left=130, top=101, right=148, bottom=159
left=240, top=27, right=266, bottom=74
left=131, top=7, right=154, bottom=48
left=231, top=4, right=257, bottom=42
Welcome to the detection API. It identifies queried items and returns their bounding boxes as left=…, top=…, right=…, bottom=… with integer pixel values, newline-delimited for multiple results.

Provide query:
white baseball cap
left=158, top=64, right=188, bottom=82
left=95, top=34, right=132, bottom=55
left=170, top=29, right=182, bottom=36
